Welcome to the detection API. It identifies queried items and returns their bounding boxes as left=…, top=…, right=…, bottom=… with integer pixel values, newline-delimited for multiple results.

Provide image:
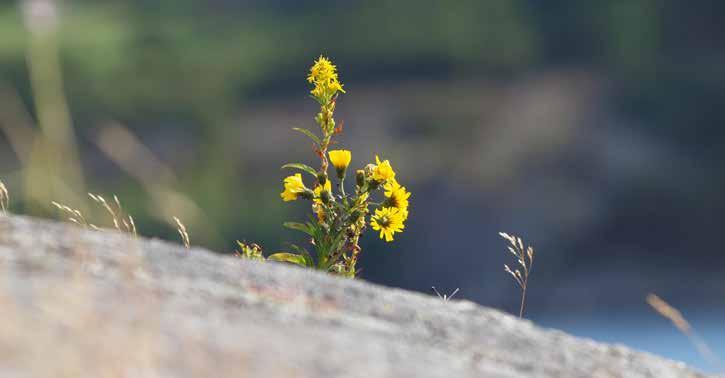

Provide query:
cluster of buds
left=235, top=241, right=264, bottom=261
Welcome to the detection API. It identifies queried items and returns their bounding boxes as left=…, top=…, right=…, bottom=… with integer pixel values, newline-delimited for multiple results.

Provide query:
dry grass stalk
left=173, top=216, right=190, bottom=249
left=431, top=286, right=459, bottom=302
left=88, top=193, right=137, bottom=236
left=51, top=201, right=99, bottom=230
left=499, top=232, right=535, bottom=318
left=0, top=180, right=8, bottom=212
left=52, top=193, right=137, bottom=236
left=646, top=293, right=722, bottom=370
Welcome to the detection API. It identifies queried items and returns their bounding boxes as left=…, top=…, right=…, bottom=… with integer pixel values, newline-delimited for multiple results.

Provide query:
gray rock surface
left=0, top=214, right=707, bottom=377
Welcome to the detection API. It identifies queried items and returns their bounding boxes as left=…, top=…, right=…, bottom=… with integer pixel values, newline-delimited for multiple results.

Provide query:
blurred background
left=1, top=0, right=724, bottom=371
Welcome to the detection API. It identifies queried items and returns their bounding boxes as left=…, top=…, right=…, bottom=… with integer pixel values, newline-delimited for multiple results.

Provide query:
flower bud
left=328, top=117, right=335, bottom=132
left=300, top=188, right=315, bottom=200
left=355, top=169, right=366, bottom=187
left=317, top=171, right=328, bottom=186
left=320, top=189, right=333, bottom=204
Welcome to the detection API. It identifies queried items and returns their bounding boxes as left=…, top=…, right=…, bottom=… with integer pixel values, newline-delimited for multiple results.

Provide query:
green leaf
left=267, top=253, right=309, bottom=267
left=283, top=222, right=315, bottom=236
left=331, top=232, right=347, bottom=252
left=302, top=252, right=314, bottom=267
left=289, top=244, right=315, bottom=267
left=292, top=128, right=321, bottom=145
left=281, top=163, right=318, bottom=177
left=289, top=243, right=309, bottom=255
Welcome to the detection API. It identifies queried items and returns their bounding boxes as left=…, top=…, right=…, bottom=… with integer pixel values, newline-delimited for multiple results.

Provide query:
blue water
left=538, top=315, right=725, bottom=373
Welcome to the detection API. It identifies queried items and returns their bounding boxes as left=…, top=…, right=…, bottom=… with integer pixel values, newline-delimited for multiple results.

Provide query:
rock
left=0, top=215, right=707, bottom=377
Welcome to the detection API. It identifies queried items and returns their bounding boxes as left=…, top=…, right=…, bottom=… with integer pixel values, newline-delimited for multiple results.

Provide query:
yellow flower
left=372, top=155, right=395, bottom=183
left=383, top=178, right=411, bottom=216
left=313, top=179, right=332, bottom=203
left=329, top=149, right=352, bottom=178
left=329, top=150, right=351, bottom=170
left=280, top=174, right=308, bottom=202
left=312, top=180, right=332, bottom=222
left=308, top=55, right=345, bottom=100
left=399, top=208, right=409, bottom=221
left=370, top=207, right=405, bottom=242
left=307, top=56, right=335, bottom=83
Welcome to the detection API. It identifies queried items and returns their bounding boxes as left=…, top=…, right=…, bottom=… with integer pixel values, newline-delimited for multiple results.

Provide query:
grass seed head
left=500, top=232, right=536, bottom=318
left=173, top=216, right=190, bottom=249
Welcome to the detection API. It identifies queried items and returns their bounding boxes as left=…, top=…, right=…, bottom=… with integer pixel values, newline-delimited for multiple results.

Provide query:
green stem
left=339, top=177, right=346, bottom=197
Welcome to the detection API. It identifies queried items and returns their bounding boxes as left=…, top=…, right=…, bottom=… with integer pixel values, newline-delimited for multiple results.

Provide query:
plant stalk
left=519, top=286, right=527, bottom=318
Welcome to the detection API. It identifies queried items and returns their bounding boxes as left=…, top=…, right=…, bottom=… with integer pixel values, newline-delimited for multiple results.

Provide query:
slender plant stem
left=339, top=178, right=346, bottom=197
left=519, top=286, right=527, bottom=318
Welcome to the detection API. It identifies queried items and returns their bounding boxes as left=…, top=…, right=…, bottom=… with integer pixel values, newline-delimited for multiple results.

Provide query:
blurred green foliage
left=0, top=0, right=541, bottom=250
left=1, top=0, right=724, bottom=253
left=2, top=0, right=718, bottom=126
left=1, top=0, right=537, bottom=118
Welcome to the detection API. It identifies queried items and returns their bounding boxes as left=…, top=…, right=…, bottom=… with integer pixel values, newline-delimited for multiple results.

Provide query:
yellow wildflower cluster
left=281, top=152, right=411, bottom=243
left=307, top=55, right=345, bottom=103
left=271, top=56, right=411, bottom=276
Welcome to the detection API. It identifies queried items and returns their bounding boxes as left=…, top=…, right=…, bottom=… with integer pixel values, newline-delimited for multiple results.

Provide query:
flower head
left=370, top=207, right=405, bottom=242
left=308, top=55, right=345, bottom=101
left=329, top=149, right=352, bottom=179
left=372, top=155, right=396, bottom=183
left=280, top=174, right=309, bottom=202
left=311, top=179, right=333, bottom=222
left=383, top=178, right=411, bottom=217
left=307, top=56, right=335, bottom=84
left=313, top=179, right=332, bottom=203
